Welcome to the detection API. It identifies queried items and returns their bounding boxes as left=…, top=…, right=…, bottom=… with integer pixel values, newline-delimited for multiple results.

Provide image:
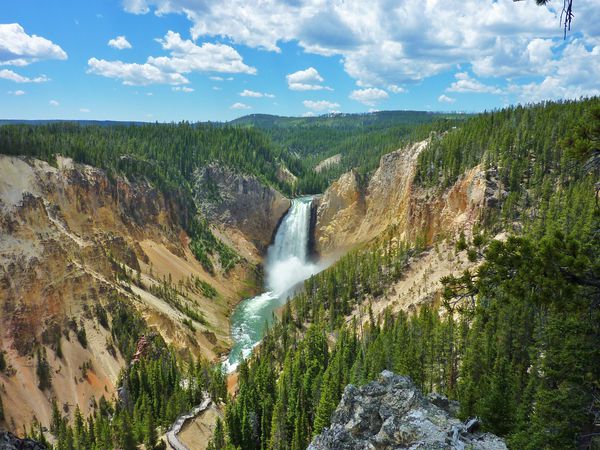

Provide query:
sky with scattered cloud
left=1, top=0, right=599, bottom=121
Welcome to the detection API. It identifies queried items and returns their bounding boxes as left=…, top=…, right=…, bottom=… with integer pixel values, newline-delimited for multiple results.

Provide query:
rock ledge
left=309, top=370, right=507, bottom=450
left=0, top=431, right=47, bottom=450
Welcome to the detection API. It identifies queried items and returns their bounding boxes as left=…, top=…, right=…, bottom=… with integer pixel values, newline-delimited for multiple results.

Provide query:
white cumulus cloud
left=0, top=23, right=67, bottom=66
left=512, top=39, right=600, bottom=102
left=287, top=67, right=331, bottom=91
left=119, top=0, right=600, bottom=102
left=108, top=35, right=132, bottom=50
left=438, top=94, right=456, bottom=103
left=447, top=72, right=503, bottom=94
left=303, top=100, right=340, bottom=111
left=349, top=88, right=388, bottom=106
left=123, top=0, right=150, bottom=14
left=388, top=85, right=406, bottom=94
left=88, top=30, right=255, bottom=86
left=0, top=69, right=49, bottom=83
left=149, top=31, right=256, bottom=75
left=172, top=86, right=194, bottom=92
left=87, top=57, right=189, bottom=86
left=240, top=89, right=274, bottom=98
left=7, top=90, right=25, bottom=96
left=49, top=99, right=59, bottom=106
left=230, top=102, right=251, bottom=110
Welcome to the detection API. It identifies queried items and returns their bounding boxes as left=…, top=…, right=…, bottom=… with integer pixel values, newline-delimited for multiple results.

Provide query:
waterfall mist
left=224, top=196, right=323, bottom=372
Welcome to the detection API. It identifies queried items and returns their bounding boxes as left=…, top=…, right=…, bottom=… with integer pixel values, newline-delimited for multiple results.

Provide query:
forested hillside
left=0, top=122, right=291, bottom=196
left=26, top=302, right=229, bottom=450
left=230, top=111, right=467, bottom=192
left=0, top=122, right=299, bottom=271
left=0, top=112, right=456, bottom=196
left=213, top=98, right=600, bottom=450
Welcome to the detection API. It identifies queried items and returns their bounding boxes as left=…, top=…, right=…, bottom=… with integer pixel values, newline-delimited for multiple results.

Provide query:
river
left=223, top=196, right=320, bottom=372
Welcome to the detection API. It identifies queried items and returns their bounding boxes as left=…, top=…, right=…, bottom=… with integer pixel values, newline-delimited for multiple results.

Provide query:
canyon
left=0, top=136, right=502, bottom=442
left=313, top=139, right=500, bottom=257
left=0, top=155, right=284, bottom=432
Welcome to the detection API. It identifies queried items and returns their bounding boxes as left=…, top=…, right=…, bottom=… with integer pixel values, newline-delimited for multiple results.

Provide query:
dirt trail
left=177, top=402, right=223, bottom=450
left=166, top=394, right=212, bottom=450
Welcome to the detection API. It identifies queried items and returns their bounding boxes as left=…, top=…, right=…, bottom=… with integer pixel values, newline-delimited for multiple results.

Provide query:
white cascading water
left=223, top=196, right=320, bottom=372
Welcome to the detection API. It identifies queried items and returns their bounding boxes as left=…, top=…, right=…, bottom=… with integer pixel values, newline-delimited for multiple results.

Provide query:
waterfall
left=265, top=197, right=315, bottom=295
left=268, top=198, right=311, bottom=263
left=224, top=196, right=319, bottom=372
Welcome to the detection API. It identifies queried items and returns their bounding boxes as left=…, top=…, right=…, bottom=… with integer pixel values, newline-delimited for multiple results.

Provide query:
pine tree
left=144, top=409, right=158, bottom=450
left=211, top=417, right=225, bottom=449
left=117, top=411, right=137, bottom=450
left=313, top=367, right=337, bottom=436
left=36, top=347, right=52, bottom=391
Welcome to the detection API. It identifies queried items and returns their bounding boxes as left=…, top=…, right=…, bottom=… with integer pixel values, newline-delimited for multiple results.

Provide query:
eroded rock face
left=309, top=371, right=507, bottom=450
left=313, top=169, right=365, bottom=254
left=0, top=155, right=184, bottom=356
left=0, top=155, right=258, bottom=433
left=194, top=163, right=291, bottom=258
left=314, top=139, right=501, bottom=257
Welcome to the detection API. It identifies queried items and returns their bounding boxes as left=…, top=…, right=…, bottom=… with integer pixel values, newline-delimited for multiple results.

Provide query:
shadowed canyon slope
left=194, top=163, right=291, bottom=262
left=0, top=155, right=288, bottom=431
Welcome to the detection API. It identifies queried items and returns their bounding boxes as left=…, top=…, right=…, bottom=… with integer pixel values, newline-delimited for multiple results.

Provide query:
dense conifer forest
left=7, top=99, right=599, bottom=449
left=230, top=111, right=466, bottom=192
left=0, top=122, right=291, bottom=195
left=213, top=98, right=600, bottom=450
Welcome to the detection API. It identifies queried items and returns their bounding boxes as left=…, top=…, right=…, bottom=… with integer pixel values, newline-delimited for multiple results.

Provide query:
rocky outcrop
left=276, top=164, right=298, bottom=185
left=0, top=432, right=47, bottom=449
left=194, top=163, right=291, bottom=259
left=309, top=370, right=507, bottom=450
left=314, top=140, right=502, bottom=256
left=314, top=153, right=341, bottom=173
left=314, top=170, right=365, bottom=254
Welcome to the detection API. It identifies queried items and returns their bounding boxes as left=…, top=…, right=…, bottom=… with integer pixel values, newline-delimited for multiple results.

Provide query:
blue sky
left=1, top=0, right=598, bottom=122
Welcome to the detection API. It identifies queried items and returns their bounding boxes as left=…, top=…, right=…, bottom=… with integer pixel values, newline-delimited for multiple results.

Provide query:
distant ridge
left=0, top=110, right=468, bottom=128
left=0, top=119, right=147, bottom=127
left=229, top=110, right=464, bottom=129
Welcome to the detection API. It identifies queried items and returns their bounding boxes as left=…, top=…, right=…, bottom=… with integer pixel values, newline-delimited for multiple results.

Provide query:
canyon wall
left=0, top=155, right=287, bottom=432
left=314, top=140, right=502, bottom=257
left=194, top=163, right=291, bottom=263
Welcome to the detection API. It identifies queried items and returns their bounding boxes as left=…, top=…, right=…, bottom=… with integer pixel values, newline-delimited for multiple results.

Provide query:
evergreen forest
left=5, top=98, right=600, bottom=449
left=212, top=98, right=600, bottom=450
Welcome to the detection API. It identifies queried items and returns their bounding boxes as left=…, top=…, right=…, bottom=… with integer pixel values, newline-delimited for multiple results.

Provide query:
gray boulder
left=0, top=432, right=47, bottom=450
left=308, top=370, right=507, bottom=450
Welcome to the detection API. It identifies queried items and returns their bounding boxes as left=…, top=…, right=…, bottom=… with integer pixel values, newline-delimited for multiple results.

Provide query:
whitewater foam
left=224, top=196, right=321, bottom=372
